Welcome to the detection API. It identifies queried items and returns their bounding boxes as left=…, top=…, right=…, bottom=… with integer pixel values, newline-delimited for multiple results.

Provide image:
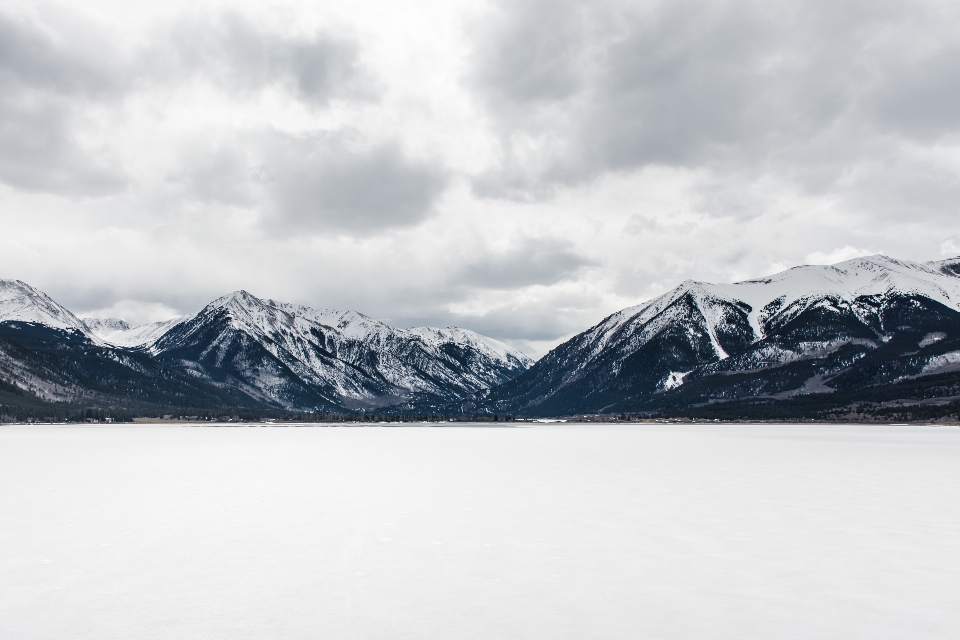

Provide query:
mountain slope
left=0, top=320, right=276, bottom=419
left=474, top=255, right=960, bottom=416
left=2, top=281, right=532, bottom=416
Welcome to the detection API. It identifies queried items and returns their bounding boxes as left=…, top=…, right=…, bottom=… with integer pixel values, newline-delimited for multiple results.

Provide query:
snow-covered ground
left=2, top=423, right=958, bottom=639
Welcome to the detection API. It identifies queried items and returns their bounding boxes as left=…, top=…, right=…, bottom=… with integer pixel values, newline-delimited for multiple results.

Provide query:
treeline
left=0, top=379, right=523, bottom=424
left=646, top=399, right=960, bottom=423
left=6, top=364, right=960, bottom=424
left=0, top=379, right=275, bottom=423
left=612, top=369, right=960, bottom=423
left=352, top=413, right=516, bottom=423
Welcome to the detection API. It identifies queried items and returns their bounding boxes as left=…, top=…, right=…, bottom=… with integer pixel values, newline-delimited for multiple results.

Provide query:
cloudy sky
left=2, top=0, right=960, bottom=356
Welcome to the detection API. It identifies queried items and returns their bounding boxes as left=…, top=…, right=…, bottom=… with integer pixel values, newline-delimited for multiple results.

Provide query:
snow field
left=1, top=423, right=959, bottom=639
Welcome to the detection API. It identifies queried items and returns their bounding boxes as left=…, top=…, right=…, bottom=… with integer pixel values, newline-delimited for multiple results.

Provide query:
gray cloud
left=161, top=11, right=372, bottom=106
left=458, top=238, right=594, bottom=289
left=469, top=0, right=960, bottom=213
left=0, top=11, right=128, bottom=195
left=261, top=133, right=449, bottom=235
left=471, top=0, right=591, bottom=105
left=7, top=0, right=960, bottom=360
left=163, top=129, right=451, bottom=236
left=869, top=41, right=960, bottom=140
left=0, top=98, right=127, bottom=195
left=0, top=11, right=125, bottom=95
left=0, top=8, right=374, bottom=198
left=168, top=140, right=254, bottom=206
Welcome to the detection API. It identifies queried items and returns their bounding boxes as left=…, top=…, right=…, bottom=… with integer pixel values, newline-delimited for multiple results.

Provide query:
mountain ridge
left=150, top=289, right=532, bottom=410
left=1, top=281, right=532, bottom=415
left=5, top=254, right=960, bottom=422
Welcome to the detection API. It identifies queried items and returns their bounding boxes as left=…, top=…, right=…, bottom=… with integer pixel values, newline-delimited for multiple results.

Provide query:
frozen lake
left=2, top=423, right=959, bottom=639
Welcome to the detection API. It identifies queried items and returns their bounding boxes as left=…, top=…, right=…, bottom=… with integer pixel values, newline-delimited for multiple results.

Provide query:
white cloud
left=79, top=301, right=183, bottom=327
left=805, top=246, right=878, bottom=266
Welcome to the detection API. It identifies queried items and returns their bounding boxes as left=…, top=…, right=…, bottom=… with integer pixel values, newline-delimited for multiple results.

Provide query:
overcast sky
left=2, top=0, right=960, bottom=356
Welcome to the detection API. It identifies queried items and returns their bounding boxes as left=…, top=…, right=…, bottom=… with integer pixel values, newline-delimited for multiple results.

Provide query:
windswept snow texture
left=2, top=423, right=959, bottom=640
left=479, top=255, right=960, bottom=414
left=151, top=291, right=533, bottom=410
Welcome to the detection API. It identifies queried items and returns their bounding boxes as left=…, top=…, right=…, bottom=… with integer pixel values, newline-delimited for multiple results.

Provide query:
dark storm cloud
left=161, top=12, right=372, bottom=106
left=261, top=133, right=449, bottom=235
left=469, top=0, right=960, bottom=207
left=458, top=238, right=595, bottom=289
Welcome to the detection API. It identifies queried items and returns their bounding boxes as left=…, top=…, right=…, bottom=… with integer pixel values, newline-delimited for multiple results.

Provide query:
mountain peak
left=0, top=279, right=93, bottom=337
left=204, top=290, right=275, bottom=315
left=219, top=289, right=260, bottom=305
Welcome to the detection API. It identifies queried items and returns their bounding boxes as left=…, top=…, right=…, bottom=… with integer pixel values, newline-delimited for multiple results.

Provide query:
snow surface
left=2, top=423, right=959, bottom=640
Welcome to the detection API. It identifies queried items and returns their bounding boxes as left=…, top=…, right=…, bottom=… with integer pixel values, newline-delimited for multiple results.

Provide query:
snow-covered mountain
left=150, top=291, right=532, bottom=410
left=1, top=284, right=261, bottom=412
left=1, top=280, right=532, bottom=414
left=1, top=282, right=533, bottom=414
left=9, top=254, right=960, bottom=420
left=477, top=255, right=960, bottom=415
left=1, top=280, right=97, bottom=340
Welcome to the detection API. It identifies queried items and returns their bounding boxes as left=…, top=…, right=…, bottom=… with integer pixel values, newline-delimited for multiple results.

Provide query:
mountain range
left=0, top=280, right=531, bottom=419
left=3, top=253, right=960, bottom=422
